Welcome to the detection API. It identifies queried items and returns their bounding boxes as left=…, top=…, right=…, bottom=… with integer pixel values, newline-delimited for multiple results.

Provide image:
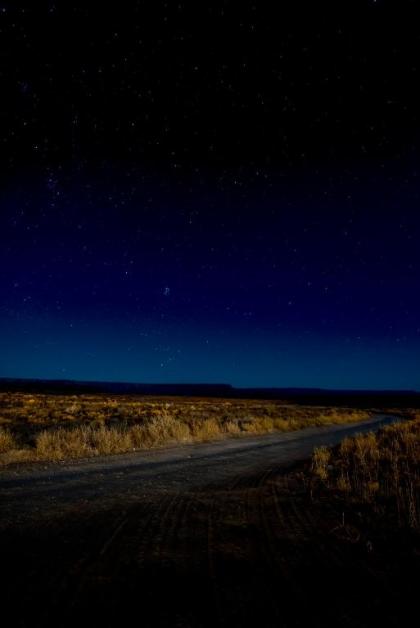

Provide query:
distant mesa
left=0, top=378, right=419, bottom=407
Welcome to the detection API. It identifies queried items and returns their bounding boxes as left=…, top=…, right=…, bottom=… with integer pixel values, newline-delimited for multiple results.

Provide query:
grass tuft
left=0, top=428, right=17, bottom=453
left=311, top=446, right=331, bottom=481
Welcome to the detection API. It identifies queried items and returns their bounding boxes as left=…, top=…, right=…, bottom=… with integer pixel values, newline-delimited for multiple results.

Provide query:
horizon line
left=0, top=376, right=418, bottom=394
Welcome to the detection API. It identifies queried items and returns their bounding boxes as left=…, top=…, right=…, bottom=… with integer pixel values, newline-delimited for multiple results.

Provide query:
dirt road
left=0, top=414, right=398, bottom=518
left=0, top=414, right=416, bottom=627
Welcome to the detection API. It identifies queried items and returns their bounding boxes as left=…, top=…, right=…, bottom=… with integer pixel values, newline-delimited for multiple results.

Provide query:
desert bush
left=272, top=418, right=291, bottom=431
left=0, top=428, right=17, bottom=453
left=91, top=425, right=132, bottom=455
left=168, top=420, right=191, bottom=442
left=223, top=420, right=241, bottom=435
left=36, top=425, right=125, bottom=459
left=311, top=418, right=420, bottom=528
left=191, top=418, right=221, bottom=440
left=312, top=446, right=331, bottom=481
left=36, top=426, right=93, bottom=459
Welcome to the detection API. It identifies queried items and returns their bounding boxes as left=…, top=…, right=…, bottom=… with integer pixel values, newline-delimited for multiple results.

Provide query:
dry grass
left=311, top=416, right=420, bottom=529
left=0, top=392, right=374, bottom=465
left=0, top=428, right=17, bottom=453
left=311, top=446, right=331, bottom=481
left=35, top=425, right=134, bottom=460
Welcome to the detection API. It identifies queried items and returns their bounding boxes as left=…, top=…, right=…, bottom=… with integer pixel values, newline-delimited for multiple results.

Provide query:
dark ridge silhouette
left=0, top=378, right=419, bottom=408
left=0, top=378, right=234, bottom=397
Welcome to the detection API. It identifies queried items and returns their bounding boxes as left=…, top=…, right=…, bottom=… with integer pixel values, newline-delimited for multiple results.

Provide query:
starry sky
left=1, top=1, right=420, bottom=389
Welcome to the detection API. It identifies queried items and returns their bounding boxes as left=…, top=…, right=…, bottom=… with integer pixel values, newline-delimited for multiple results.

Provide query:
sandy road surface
left=0, top=414, right=416, bottom=628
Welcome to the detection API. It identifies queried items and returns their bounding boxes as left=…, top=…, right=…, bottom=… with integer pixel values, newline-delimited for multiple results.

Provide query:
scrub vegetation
left=311, top=412, right=420, bottom=529
left=0, top=392, right=372, bottom=465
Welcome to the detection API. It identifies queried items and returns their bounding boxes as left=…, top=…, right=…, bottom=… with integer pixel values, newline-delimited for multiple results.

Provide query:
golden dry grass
left=0, top=427, right=17, bottom=453
left=0, top=392, right=374, bottom=465
left=311, top=446, right=331, bottom=481
left=311, top=416, right=420, bottom=529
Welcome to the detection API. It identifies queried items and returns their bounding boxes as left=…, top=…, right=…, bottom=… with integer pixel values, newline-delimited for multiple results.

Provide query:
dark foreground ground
left=0, top=415, right=417, bottom=628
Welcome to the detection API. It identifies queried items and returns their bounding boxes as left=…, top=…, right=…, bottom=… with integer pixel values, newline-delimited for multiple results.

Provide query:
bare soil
left=0, top=414, right=417, bottom=628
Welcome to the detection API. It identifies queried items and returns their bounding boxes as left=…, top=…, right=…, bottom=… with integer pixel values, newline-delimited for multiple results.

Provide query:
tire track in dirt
left=46, top=457, right=409, bottom=628
left=42, top=495, right=176, bottom=625
left=269, top=474, right=401, bottom=628
left=33, top=504, right=134, bottom=626
left=205, top=467, right=287, bottom=627
left=203, top=464, right=282, bottom=625
left=254, top=468, right=303, bottom=627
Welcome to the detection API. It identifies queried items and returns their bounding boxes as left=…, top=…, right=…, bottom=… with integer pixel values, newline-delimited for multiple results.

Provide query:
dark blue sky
left=1, top=2, right=420, bottom=389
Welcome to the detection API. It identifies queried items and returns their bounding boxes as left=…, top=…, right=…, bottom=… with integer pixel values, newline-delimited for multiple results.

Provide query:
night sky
left=1, top=1, right=420, bottom=389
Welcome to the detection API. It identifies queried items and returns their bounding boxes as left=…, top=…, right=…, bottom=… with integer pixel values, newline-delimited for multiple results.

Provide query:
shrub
left=0, top=428, right=17, bottom=453
left=311, top=446, right=331, bottom=481
left=311, top=418, right=420, bottom=528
